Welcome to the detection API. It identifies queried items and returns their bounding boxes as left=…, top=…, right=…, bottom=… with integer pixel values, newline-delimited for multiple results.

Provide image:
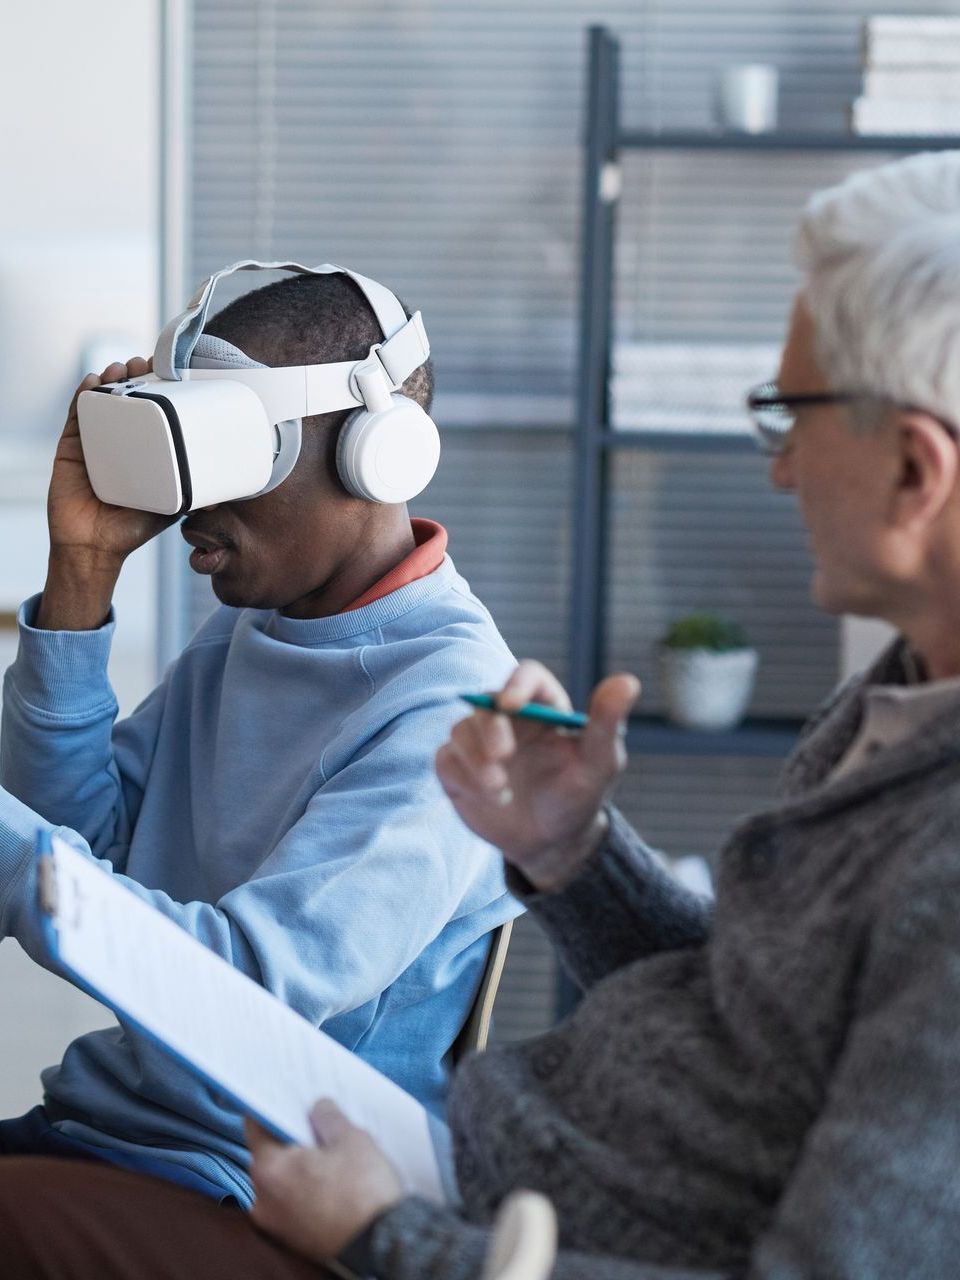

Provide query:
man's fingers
left=436, top=742, right=474, bottom=797
left=65, top=359, right=144, bottom=437
left=590, top=673, right=641, bottom=725
left=457, top=705, right=515, bottom=762
left=444, top=720, right=512, bottom=794
left=99, top=361, right=128, bottom=384
left=56, top=436, right=86, bottom=465
left=580, top=673, right=641, bottom=773
left=437, top=742, right=512, bottom=809
left=497, top=660, right=573, bottom=714
left=310, top=1098, right=351, bottom=1146
left=63, top=373, right=101, bottom=434
left=245, top=1115, right=286, bottom=1158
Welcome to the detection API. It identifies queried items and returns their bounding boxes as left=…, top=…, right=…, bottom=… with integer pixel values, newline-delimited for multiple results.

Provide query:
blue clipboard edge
left=34, top=830, right=297, bottom=1151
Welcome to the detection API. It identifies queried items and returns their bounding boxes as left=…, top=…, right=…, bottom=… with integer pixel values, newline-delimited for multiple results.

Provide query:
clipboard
left=35, top=829, right=447, bottom=1203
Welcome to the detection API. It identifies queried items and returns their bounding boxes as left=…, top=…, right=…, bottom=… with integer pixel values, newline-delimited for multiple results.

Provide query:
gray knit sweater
left=366, top=640, right=960, bottom=1278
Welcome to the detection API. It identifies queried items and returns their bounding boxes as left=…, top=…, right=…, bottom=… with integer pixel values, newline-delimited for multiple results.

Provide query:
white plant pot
left=659, top=647, right=759, bottom=731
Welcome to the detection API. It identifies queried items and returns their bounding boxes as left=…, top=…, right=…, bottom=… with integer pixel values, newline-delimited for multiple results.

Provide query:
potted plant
left=658, top=612, right=758, bottom=731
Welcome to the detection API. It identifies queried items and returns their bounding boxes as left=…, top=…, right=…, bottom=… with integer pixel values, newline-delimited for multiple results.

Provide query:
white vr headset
left=76, top=260, right=439, bottom=515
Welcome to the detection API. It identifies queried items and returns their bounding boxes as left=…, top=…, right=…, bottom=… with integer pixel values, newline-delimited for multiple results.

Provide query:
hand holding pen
left=436, top=661, right=641, bottom=894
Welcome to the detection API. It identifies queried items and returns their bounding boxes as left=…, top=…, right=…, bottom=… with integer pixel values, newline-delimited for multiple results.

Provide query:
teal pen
left=460, top=692, right=589, bottom=730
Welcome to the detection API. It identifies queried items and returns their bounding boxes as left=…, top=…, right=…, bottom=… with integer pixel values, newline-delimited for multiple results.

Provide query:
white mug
left=716, top=64, right=779, bottom=133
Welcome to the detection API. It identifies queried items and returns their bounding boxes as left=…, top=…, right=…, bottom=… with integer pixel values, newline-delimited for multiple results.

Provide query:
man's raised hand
left=47, top=359, right=175, bottom=563
left=37, top=359, right=175, bottom=630
left=436, top=661, right=640, bottom=893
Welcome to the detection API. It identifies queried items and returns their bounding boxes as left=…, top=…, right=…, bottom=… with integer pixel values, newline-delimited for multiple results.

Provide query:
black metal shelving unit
left=570, top=24, right=960, bottom=752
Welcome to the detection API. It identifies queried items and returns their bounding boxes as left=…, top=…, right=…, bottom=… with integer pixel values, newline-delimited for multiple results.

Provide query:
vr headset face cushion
left=191, top=334, right=303, bottom=498
left=190, top=333, right=266, bottom=370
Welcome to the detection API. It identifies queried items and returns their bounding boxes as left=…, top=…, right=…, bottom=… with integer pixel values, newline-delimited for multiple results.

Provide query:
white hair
left=795, top=151, right=960, bottom=425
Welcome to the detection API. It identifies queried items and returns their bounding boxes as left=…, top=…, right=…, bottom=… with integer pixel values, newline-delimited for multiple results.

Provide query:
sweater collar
left=775, top=634, right=960, bottom=814
left=261, top=553, right=458, bottom=646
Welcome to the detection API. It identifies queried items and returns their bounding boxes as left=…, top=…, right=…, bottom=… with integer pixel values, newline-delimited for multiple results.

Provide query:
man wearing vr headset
left=0, top=264, right=518, bottom=1205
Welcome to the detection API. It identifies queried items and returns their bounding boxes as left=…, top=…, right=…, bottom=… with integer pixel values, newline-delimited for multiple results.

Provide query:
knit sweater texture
left=368, top=638, right=960, bottom=1279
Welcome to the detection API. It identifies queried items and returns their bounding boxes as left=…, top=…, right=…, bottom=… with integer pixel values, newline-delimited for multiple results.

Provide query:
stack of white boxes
left=610, top=341, right=780, bottom=436
left=853, top=15, right=960, bottom=135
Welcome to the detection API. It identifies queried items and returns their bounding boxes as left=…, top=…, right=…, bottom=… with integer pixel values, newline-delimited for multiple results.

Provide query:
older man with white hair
left=5, top=152, right=960, bottom=1280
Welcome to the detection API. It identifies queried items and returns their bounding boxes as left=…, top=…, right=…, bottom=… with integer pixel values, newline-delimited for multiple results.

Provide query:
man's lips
left=181, top=525, right=233, bottom=575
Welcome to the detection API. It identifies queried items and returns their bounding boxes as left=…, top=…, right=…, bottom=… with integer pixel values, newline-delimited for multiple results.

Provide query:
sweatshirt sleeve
left=0, top=694, right=512, bottom=1035
left=514, top=807, right=712, bottom=991
left=0, top=595, right=167, bottom=867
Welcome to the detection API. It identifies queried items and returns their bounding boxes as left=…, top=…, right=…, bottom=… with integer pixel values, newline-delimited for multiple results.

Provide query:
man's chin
left=209, top=574, right=280, bottom=611
left=210, top=586, right=247, bottom=609
left=208, top=573, right=251, bottom=609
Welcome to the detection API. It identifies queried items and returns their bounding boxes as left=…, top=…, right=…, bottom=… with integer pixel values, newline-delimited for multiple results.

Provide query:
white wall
left=0, top=2, right=158, bottom=240
left=0, top=0, right=161, bottom=1117
left=0, top=0, right=159, bottom=447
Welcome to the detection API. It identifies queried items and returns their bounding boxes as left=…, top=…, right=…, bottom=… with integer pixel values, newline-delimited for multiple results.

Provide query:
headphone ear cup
left=336, top=395, right=440, bottom=503
left=252, top=418, right=302, bottom=497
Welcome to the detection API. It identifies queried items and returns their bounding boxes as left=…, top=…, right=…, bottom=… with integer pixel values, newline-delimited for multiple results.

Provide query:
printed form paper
left=44, top=835, right=445, bottom=1202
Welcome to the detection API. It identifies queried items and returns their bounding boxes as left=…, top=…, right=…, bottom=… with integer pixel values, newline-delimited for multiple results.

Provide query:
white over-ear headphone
left=157, top=260, right=440, bottom=505
left=336, top=344, right=440, bottom=504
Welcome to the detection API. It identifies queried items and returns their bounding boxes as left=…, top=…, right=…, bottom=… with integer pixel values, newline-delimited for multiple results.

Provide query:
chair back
left=451, top=919, right=513, bottom=1064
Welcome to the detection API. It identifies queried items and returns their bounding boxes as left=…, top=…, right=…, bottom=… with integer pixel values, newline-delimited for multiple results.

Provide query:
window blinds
left=190, top=0, right=927, bottom=408
left=187, top=0, right=938, bottom=1034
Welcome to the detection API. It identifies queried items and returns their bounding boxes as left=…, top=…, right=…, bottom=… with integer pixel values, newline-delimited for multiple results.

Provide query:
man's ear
left=890, top=411, right=959, bottom=534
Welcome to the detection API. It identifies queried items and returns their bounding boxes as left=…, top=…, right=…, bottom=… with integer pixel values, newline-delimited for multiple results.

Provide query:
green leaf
left=660, top=611, right=749, bottom=652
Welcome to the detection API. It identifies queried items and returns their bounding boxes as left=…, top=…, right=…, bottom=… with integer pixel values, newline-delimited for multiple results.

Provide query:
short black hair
left=204, top=272, right=434, bottom=423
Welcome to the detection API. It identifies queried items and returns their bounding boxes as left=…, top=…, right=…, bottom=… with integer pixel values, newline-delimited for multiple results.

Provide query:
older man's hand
left=247, top=1100, right=404, bottom=1264
left=436, top=660, right=640, bottom=893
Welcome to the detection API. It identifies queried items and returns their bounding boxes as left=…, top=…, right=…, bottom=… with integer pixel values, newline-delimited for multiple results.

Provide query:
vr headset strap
left=187, top=330, right=428, bottom=421
left=376, top=312, right=430, bottom=387
left=154, top=261, right=426, bottom=383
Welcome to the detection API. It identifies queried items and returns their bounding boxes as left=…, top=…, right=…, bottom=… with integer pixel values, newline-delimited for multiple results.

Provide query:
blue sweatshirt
left=0, top=554, right=519, bottom=1205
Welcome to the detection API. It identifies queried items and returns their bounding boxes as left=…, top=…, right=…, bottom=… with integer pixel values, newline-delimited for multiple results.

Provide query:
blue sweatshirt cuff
left=7, top=595, right=116, bottom=718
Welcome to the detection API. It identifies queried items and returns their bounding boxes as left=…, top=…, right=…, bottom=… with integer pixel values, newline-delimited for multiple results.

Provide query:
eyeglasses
left=745, top=382, right=960, bottom=456
left=745, top=383, right=862, bottom=455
